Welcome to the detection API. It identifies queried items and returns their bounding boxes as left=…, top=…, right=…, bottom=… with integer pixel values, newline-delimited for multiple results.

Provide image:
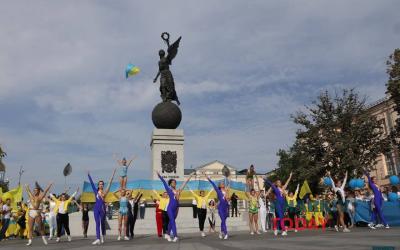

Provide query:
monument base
left=151, top=128, right=184, bottom=180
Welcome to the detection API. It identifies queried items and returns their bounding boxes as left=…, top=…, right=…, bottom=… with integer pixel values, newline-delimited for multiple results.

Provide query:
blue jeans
left=0, top=218, right=10, bottom=240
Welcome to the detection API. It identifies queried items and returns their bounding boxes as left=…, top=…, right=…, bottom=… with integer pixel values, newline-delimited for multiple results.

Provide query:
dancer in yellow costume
left=286, top=184, right=299, bottom=232
left=312, top=194, right=325, bottom=226
left=189, top=188, right=214, bottom=237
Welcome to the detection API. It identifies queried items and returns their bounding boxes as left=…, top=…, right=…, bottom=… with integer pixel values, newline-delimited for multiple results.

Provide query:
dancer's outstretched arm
left=156, top=171, right=170, bottom=191
left=126, top=155, right=136, bottom=168
left=151, top=190, right=162, bottom=199
left=179, top=172, right=195, bottom=192
left=256, top=175, right=262, bottom=198
left=68, top=187, right=79, bottom=201
left=189, top=189, right=200, bottom=200
left=104, top=168, right=116, bottom=197
left=87, top=172, right=97, bottom=194
left=264, top=179, right=279, bottom=195
left=294, top=183, right=300, bottom=197
left=205, top=188, right=214, bottom=199
left=41, top=182, right=53, bottom=199
left=341, top=171, right=348, bottom=190
left=206, top=176, right=223, bottom=201
left=25, top=185, right=33, bottom=199
left=282, top=172, right=293, bottom=190
left=134, top=190, right=143, bottom=202
left=113, top=189, right=121, bottom=199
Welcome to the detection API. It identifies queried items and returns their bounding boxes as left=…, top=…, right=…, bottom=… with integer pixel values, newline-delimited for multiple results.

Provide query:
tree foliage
left=386, top=48, right=400, bottom=149
left=276, top=89, right=391, bottom=191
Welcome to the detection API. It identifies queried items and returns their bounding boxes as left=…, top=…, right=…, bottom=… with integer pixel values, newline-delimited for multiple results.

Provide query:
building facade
left=366, top=96, right=400, bottom=186
left=184, top=160, right=265, bottom=190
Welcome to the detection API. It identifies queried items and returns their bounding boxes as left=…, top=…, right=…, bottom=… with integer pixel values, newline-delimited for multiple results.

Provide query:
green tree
left=386, top=48, right=400, bottom=149
left=276, top=89, right=391, bottom=190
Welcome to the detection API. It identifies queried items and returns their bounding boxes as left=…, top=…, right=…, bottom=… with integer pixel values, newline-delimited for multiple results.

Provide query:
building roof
left=194, top=160, right=238, bottom=171
left=184, top=169, right=195, bottom=175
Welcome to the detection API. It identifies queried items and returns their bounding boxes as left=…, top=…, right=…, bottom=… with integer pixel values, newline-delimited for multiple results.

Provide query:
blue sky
left=1, top=1, right=399, bottom=192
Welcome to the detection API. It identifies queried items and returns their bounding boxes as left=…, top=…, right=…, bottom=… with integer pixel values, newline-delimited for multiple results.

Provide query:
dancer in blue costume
left=156, top=171, right=194, bottom=242
left=88, top=168, right=116, bottom=245
left=206, top=175, right=230, bottom=240
left=264, top=172, right=292, bottom=236
left=365, top=171, right=389, bottom=229
left=113, top=188, right=131, bottom=241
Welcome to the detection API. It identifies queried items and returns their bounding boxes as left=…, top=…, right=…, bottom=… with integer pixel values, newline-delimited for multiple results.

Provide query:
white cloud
left=0, top=0, right=399, bottom=192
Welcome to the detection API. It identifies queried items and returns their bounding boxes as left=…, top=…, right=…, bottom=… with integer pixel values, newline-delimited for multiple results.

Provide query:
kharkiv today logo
left=272, top=217, right=327, bottom=231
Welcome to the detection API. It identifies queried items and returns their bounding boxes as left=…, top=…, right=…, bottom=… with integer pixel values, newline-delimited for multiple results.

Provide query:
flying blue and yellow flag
left=80, top=179, right=247, bottom=203
left=125, top=63, right=140, bottom=78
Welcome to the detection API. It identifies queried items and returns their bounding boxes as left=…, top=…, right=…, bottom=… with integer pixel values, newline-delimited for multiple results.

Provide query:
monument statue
left=153, top=32, right=181, bottom=105
left=150, top=33, right=185, bottom=180
left=151, top=32, right=183, bottom=130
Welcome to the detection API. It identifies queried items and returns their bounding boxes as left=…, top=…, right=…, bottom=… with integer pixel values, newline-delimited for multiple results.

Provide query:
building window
left=378, top=119, right=388, bottom=135
left=385, top=152, right=396, bottom=176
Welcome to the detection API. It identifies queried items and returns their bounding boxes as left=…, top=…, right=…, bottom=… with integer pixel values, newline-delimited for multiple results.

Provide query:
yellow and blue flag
left=80, top=179, right=247, bottom=203
left=125, top=63, right=140, bottom=78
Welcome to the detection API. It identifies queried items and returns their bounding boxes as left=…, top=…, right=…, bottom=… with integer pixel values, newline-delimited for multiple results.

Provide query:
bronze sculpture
left=153, top=32, right=181, bottom=105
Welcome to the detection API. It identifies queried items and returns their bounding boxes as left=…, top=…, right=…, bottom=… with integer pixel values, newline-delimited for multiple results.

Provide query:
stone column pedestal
left=151, top=128, right=184, bottom=180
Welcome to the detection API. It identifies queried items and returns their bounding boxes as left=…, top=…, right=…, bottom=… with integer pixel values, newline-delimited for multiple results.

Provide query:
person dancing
left=286, top=184, right=299, bottom=232
left=246, top=165, right=256, bottom=190
left=113, top=189, right=130, bottom=241
left=245, top=176, right=264, bottom=235
left=88, top=168, right=116, bottom=245
left=152, top=191, right=170, bottom=238
left=126, top=190, right=142, bottom=239
left=365, top=171, right=389, bottom=229
left=113, top=154, right=136, bottom=189
left=208, top=200, right=217, bottom=234
left=74, top=201, right=90, bottom=238
left=327, top=171, right=350, bottom=233
left=264, top=172, right=292, bottom=236
left=46, top=195, right=57, bottom=241
left=206, top=175, right=230, bottom=240
left=189, top=187, right=214, bottom=237
left=50, top=187, right=79, bottom=242
left=156, top=171, right=194, bottom=242
left=25, top=182, right=53, bottom=246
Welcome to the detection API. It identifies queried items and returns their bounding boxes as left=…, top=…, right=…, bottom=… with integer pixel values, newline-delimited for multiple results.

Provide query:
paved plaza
left=1, top=227, right=399, bottom=250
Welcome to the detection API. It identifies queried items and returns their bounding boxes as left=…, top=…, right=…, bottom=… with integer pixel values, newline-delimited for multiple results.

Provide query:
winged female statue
left=153, top=32, right=181, bottom=105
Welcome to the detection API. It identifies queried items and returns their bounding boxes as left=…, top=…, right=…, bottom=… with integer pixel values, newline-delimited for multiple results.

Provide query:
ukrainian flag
left=80, top=179, right=247, bottom=203
left=125, top=63, right=140, bottom=78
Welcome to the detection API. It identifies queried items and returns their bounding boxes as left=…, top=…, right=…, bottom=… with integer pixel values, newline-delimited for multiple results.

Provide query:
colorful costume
left=88, top=174, right=106, bottom=240
left=207, top=178, right=229, bottom=236
left=157, top=173, right=179, bottom=238
left=264, top=179, right=286, bottom=232
left=366, top=173, right=388, bottom=226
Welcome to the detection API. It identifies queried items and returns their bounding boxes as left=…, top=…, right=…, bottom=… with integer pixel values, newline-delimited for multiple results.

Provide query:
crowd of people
left=0, top=159, right=398, bottom=246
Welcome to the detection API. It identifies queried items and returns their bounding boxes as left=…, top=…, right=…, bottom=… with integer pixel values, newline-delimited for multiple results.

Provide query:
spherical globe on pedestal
left=152, top=102, right=182, bottom=129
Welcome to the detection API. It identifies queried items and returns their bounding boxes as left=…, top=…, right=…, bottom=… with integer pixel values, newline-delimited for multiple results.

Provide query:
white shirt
left=329, top=175, right=347, bottom=203
left=49, top=201, right=56, bottom=215
left=58, top=201, right=66, bottom=214
left=2, top=204, right=11, bottom=219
